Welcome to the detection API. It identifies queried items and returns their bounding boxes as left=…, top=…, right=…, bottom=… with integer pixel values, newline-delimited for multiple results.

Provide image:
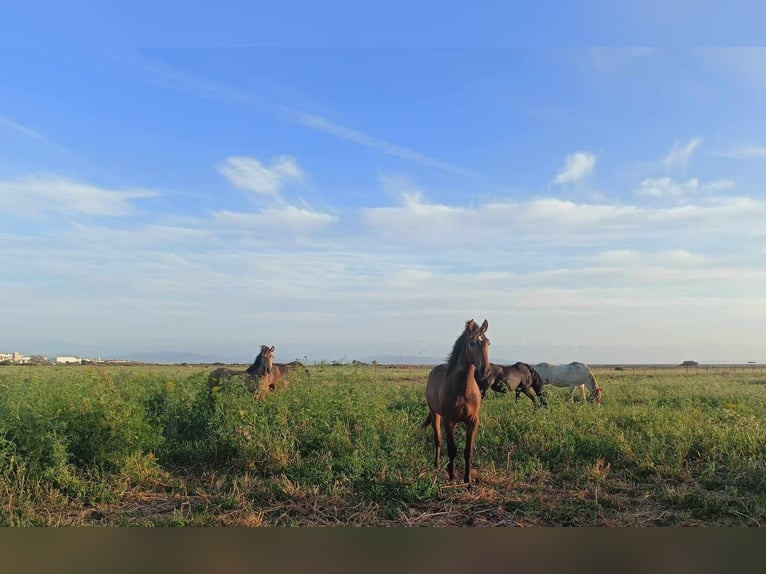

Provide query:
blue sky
left=2, top=47, right=766, bottom=363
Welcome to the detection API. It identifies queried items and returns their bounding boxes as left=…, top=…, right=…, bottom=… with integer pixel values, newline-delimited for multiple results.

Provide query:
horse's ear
left=466, top=319, right=477, bottom=332
left=480, top=319, right=488, bottom=333
left=270, top=345, right=275, bottom=352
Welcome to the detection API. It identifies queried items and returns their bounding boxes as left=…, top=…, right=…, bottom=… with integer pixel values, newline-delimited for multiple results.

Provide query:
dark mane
left=446, top=327, right=469, bottom=374
left=245, top=353, right=264, bottom=375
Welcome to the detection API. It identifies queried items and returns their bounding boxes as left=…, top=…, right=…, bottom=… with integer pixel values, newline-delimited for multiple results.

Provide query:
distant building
left=680, top=360, right=699, bottom=367
left=56, top=356, right=82, bottom=364
left=0, top=352, right=30, bottom=364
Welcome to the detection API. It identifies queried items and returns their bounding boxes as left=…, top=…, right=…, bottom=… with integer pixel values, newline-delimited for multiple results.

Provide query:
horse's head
left=260, top=345, right=275, bottom=374
left=476, top=363, right=506, bottom=398
left=590, top=386, right=603, bottom=404
left=247, top=345, right=275, bottom=378
left=465, top=319, right=491, bottom=380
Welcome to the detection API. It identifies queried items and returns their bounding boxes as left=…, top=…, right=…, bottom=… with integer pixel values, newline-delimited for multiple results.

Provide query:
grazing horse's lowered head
left=423, top=318, right=491, bottom=484
left=477, top=363, right=509, bottom=398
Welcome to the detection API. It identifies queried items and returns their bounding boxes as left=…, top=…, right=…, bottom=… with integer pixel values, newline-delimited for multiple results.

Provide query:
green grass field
left=0, top=363, right=764, bottom=526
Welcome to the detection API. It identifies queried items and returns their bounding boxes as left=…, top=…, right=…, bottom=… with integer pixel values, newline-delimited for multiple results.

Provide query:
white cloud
left=216, top=155, right=304, bottom=197
left=361, top=191, right=766, bottom=253
left=0, top=175, right=156, bottom=217
left=663, top=137, right=703, bottom=170
left=5, top=188, right=766, bottom=363
left=553, top=152, right=596, bottom=184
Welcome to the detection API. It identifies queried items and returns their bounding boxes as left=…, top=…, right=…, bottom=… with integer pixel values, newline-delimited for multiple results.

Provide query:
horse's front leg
left=430, top=411, right=442, bottom=469
left=463, top=417, right=478, bottom=484
left=520, top=386, right=537, bottom=407
left=445, top=420, right=457, bottom=480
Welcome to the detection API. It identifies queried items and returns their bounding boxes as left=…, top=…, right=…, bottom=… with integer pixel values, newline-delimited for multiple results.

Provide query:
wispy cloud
left=553, top=152, right=596, bottom=184
left=716, top=146, right=766, bottom=160
left=0, top=114, right=73, bottom=155
left=588, top=248, right=709, bottom=268
left=0, top=114, right=47, bottom=141
left=636, top=177, right=733, bottom=198
left=588, top=48, right=657, bottom=71
left=129, top=54, right=478, bottom=178
left=0, top=176, right=157, bottom=217
left=663, top=137, right=703, bottom=170
left=217, top=156, right=304, bottom=198
left=289, top=111, right=481, bottom=178
left=210, top=206, right=337, bottom=230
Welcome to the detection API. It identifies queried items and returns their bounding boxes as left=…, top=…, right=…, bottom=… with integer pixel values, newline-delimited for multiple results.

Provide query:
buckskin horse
left=422, top=319, right=491, bottom=484
left=207, top=345, right=274, bottom=396
left=478, top=362, right=548, bottom=408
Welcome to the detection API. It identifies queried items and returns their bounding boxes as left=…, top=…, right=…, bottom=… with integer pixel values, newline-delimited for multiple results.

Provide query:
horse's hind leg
left=520, top=385, right=537, bottom=407
left=445, top=420, right=457, bottom=480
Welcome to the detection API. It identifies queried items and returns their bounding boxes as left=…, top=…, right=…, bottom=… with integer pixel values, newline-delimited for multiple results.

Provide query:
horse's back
left=499, top=363, right=526, bottom=390
left=534, top=361, right=596, bottom=388
left=271, top=363, right=291, bottom=389
left=208, top=367, right=266, bottom=394
left=509, top=362, right=540, bottom=386
left=208, top=367, right=233, bottom=388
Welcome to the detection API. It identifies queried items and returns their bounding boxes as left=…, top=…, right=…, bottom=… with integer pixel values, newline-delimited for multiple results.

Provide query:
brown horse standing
left=207, top=345, right=274, bottom=396
left=422, top=319, right=491, bottom=484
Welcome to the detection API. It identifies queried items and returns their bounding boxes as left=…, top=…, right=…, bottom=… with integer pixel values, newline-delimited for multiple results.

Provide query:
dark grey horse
left=477, top=362, right=547, bottom=408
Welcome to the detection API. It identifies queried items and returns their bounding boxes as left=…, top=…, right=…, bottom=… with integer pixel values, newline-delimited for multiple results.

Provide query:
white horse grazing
left=533, top=362, right=602, bottom=404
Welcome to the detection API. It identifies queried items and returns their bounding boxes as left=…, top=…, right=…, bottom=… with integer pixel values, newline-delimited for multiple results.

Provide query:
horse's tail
left=421, top=412, right=433, bottom=429
left=529, top=366, right=544, bottom=393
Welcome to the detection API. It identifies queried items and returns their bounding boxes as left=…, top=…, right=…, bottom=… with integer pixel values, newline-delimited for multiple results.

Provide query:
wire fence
left=590, top=364, right=766, bottom=376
